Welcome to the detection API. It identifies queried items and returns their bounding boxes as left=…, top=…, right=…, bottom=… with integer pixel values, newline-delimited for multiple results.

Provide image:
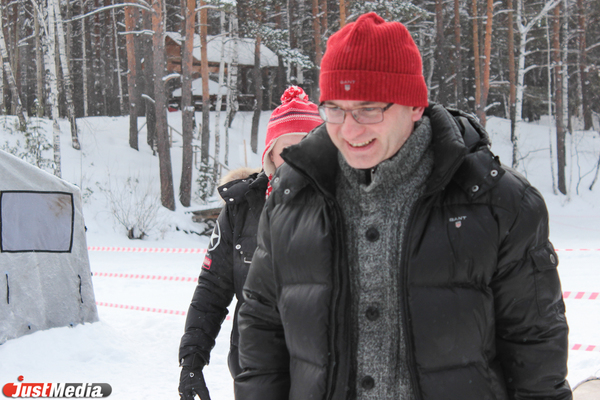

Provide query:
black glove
left=178, top=367, right=211, bottom=400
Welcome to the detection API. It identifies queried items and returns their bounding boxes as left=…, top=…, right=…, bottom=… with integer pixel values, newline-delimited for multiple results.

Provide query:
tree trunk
left=111, top=8, right=125, bottom=115
left=339, top=0, right=346, bottom=28
left=514, top=0, right=561, bottom=169
left=79, top=0, right=89, bottom=117
left=211, top=10, right=226, bottom=188
left=453, top=0, right=463, bottom=109
left=53, top=0, right=80, bottom=149
left=179, top=0, right=196, bottom=207
left=472, top=0, right=483, bottom=121
left=479, top=0, right=494, bottom=126
left=124, top=0, right=139, bottom=150
left=434, top=0, right=448, bottom=105
left=224, top=15, right=240, bottom=165
left=152, top=0, right=175, bottom=211
left=45, top=0, right=62, bottom=177
left=546, top=15, right=558, bottom=195
left=251, top=33, right=262, bottom=155
left=578, top=0, right=592, bottom=129
left=0, top=4, right=26, bottom=127
left=199, top=0, right=210, bottom=165
left=143, top=8, right=157, bottom=152
left=312, top=0, right=322, bottom=101
left=507, top=0, right=516, bottom=149
left=34, top=1, right=44, bottom=117
left=554, top=4, right=567, bottom=195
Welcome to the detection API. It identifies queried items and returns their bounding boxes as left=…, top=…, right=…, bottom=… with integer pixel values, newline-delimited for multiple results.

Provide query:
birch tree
left=52, top=0, right=80, bottom=149
left=513, top=0, right=561, bottom=169
left=224, top=14, right=240, bottom=166
left=0, top=4, right=26, bottom=127
left=124, top=0, right=139, bottom=150
left=199, top=0, right=210, bottom=165
left=80, top=0, right=89, bottom=116
left=34, top=2, right=44, bottom=117
left=179, top=0, right=196, bottom=207
left=152, top=0, right=175, bottom=211
left=211, top=10, right=227, bottom=189
left=41, top=0, right=62, bottom=177
left=111, top=7, right=125, bottom=115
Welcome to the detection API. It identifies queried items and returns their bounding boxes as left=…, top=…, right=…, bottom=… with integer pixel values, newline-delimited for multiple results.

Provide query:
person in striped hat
left=178, top=86, right=321, bottom=400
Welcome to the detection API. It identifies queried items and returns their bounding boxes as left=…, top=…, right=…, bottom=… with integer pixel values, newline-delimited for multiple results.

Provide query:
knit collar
left=337, top=116, right=432, bottom=193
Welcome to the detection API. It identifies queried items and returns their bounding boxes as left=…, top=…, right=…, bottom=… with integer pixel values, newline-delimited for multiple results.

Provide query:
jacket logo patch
left=449, top=216, right=466, bottom=228
left=202, top=256, right=212, bottom=270
left=208, top=221, right=221, bottom=251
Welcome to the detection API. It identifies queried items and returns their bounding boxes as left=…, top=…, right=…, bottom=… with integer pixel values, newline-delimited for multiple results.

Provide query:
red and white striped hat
left=262, top=86, right=323, bottom=176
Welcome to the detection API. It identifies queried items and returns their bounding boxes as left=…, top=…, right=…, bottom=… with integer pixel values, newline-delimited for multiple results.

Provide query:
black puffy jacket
left=235, top=105, right=571, bottom=400
left=179, top=171, right=268, bottom=377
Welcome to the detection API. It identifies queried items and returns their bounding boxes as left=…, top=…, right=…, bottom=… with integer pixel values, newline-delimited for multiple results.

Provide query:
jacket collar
left=281, top=104, right=492, bottom=198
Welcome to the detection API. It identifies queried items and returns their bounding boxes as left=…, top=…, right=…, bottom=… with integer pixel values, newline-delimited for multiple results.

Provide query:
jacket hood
left=218, top=169, right=268, bottom=204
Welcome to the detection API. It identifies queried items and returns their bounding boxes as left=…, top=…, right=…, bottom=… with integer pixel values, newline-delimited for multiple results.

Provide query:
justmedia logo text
left=2, top=376, right=112, bottom=398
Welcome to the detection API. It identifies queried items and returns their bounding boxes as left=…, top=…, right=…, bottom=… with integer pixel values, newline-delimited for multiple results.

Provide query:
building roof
left=166, top=32, right=279, bottom=68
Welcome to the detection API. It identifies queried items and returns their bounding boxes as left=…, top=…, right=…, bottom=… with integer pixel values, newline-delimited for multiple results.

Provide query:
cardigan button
left=365, top=306, right=380, bottom=321
left=235, top=244, right=241, bottom=250
left=471, top=185, right=479, bottom=192
left=490, top=169, right=498, bottom=177
left=361, top=376, right=375, bottom=390
left=365, top=227, right=379, bottom=242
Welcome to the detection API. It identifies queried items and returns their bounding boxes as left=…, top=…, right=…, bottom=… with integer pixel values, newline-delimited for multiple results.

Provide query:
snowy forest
left=1, top=0, right=599, bottom=210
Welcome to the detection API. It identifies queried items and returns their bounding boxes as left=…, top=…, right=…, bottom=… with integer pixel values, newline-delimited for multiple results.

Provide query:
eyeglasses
left=318, top=103, right=394, bottom=124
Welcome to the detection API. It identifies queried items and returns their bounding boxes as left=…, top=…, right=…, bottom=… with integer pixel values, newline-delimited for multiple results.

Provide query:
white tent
left=0, top=150, right=98, bottom=344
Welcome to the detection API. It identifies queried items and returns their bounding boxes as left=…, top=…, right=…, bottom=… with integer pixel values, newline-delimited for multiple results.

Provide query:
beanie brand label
left=340, top=80, right=355, bottom=91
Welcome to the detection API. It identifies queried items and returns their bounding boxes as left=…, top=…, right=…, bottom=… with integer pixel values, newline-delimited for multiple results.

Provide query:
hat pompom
left=281, top=86, right=308, bottom=104
left=262, top=86, right=323, bottom=176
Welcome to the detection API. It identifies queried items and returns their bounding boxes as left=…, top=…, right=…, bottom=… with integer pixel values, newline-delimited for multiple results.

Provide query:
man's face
left=324, top=100, right=424, bottom=170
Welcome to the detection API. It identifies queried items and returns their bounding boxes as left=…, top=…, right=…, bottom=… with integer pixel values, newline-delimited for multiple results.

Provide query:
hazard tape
left=571, top=344, right=600, bottom=352
left=88, top=246, right=207, bottom=254
left=563, top=291, right=599, bottom=300
left=93, top=301, right=592, bottom=350
left=554, top=249, right=600, bottom=252
left=95, top=301, right=232, bottom=320
left=93, top=272, right=198, bottom=282
left=91, top=272, right=600, bottom=302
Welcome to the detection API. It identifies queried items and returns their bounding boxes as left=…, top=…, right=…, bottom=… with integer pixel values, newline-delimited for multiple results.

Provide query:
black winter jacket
left=235, top=105, right=571, bottom=400
left=179, top=171, right=268, bottom=377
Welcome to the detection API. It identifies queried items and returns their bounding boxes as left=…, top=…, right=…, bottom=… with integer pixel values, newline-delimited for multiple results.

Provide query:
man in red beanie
left=236, top=12, right=571, bottom=400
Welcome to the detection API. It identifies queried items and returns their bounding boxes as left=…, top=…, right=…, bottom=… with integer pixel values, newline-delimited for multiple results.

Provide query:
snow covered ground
left=1, top=111, right=599, bottom=399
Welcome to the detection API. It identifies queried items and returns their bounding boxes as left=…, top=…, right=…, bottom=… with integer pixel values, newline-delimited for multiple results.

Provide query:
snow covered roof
left=171, top=77, right=228, bottom=97
left=166, top=32, right=279, bottom=68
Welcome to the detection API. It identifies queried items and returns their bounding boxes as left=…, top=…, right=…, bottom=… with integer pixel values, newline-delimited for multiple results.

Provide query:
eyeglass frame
left=318, top=102, right=394, bottom=125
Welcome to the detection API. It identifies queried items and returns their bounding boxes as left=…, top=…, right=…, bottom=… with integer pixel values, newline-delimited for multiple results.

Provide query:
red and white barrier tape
left=88, top=246, right=207, bottom=254
left=95, top=301, right=231, bottom=320
left=571, top=344, right=600, bottom=352
left=555, top=249, right=600, bottom=251
left=93, top=272, right=198, bottom=282
left=91, top=273, right=600, bottom=302
left=563, top=291, right=599, bottom=300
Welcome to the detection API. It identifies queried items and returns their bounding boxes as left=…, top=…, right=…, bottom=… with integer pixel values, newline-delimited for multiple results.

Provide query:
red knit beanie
left=320, top=12, right=428, bottom=107
left=262, top=86, right=322, bottom=176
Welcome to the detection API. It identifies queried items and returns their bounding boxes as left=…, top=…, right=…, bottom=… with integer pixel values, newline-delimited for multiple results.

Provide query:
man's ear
left=269, top=151, right=274, bottom=162
left=411, top=106, right=425, bottom=122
